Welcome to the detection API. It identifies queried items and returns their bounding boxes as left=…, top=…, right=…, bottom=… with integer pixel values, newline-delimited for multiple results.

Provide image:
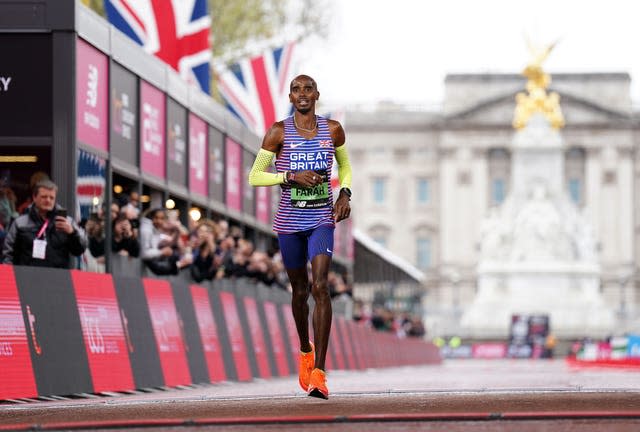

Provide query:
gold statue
left=513, top=38, right=565, bottom=130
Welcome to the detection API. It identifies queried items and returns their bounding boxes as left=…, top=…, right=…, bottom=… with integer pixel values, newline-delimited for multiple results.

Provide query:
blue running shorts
left=277, top=225, right=335, bottom=269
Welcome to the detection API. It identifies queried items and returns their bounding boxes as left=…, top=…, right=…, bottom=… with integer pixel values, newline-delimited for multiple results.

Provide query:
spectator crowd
left=0, top=174, right=427, bottom=339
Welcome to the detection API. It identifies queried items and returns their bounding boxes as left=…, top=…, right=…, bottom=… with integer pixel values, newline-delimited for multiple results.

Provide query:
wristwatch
left=286, top=171, right=296, bottom=184
left=340, top=187, right=352, bottom=199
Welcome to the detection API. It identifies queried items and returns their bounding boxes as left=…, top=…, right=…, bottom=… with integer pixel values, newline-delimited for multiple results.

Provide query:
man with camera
left=2, top=179, right=87, bottom=268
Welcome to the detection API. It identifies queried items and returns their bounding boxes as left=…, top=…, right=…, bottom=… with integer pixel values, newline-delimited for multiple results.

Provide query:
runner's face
left=33, top=188, right=56, bottom=213
left=289, top=78, right=318, bottom=113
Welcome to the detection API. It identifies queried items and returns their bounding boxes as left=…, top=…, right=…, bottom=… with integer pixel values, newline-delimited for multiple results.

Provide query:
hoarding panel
left=167, top=98, right=187, bottom=186
left=140, top=81, right=166, bottom=179
left=0, top=34, right=52, bottom=136
left=76, top=38, right=108, bottom=152
left=188, top=113, right=207, bottom=197
left=110, top=62, right=138, bottom=164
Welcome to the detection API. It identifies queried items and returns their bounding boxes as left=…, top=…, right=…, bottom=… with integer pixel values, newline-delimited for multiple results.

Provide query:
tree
left=80, top=0, right=329, bottom=65
left=81, top=0, right=105, bottom=16
left=210, top=0, right=329, bottom=63
left=209, top=0, right=329, bottom=98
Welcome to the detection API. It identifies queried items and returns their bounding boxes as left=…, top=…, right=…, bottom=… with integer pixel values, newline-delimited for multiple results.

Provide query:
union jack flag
left=76, top=149, right=106, bottom=220
left=105, top=0, right=211, bottom=94
left=216, top=42, right=296, bottom=136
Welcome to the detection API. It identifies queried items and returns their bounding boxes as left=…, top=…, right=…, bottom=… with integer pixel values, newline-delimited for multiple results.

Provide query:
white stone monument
left=460, top=43, right=615, bottom=339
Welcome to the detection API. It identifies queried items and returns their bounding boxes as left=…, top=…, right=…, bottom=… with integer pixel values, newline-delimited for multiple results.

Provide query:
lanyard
left=36, top=218, right=49, bottom=239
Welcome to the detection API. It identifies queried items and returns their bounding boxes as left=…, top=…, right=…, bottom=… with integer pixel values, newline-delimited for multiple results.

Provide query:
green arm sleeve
left=335, top=144, right=352, bottom=188
left=248, top=148, right=286, bottom=186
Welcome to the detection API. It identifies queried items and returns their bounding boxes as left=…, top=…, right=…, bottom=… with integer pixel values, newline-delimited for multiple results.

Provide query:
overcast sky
left=297, top=0, right=640, bottom=109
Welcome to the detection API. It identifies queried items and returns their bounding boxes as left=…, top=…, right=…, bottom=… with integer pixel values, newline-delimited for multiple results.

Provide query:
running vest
left=273, top=115, right=335, bottom=234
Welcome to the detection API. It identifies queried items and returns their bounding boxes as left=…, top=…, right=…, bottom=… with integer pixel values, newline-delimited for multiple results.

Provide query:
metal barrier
left=0, top=265, right=440, bottom=401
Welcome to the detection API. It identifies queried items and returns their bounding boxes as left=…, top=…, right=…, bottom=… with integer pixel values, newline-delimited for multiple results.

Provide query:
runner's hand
left=334, top=193, right=351, bottom=223
left=291, top=170, right=324, bottom=188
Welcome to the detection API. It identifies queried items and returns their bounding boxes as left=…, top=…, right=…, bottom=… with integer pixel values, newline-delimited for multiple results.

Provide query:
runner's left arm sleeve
left=248, top=148, right=286, bottom=186
left=335, top=144, right=352, bottom=188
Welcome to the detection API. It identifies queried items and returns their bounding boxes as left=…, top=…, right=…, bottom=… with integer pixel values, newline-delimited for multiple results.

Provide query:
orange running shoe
left=307, top=368, right=329, bottom=399
left=298, top=342, right=315, bottom=391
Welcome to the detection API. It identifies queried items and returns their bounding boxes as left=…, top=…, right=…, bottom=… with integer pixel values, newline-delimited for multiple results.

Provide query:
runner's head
left=289, top=74, right=319, bottom=114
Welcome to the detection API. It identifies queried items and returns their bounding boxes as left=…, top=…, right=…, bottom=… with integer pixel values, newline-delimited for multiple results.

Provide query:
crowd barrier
left=0, top=265, right=440, bottom=400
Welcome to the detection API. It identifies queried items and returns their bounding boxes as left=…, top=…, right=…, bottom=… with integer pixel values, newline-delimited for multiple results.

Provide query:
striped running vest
left=273, top=115, right=335, bottom=234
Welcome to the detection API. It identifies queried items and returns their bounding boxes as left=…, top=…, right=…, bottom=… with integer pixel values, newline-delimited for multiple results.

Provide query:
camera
left=56, top=208, right=68, bottom=218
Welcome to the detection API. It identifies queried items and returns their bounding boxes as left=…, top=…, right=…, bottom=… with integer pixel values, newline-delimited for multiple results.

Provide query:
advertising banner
left=243, top=296, right=271, bottom=378
left=271, top=181, right=280, bottom=224
left=330, top=316, right=346, bottom=370
left=70, top=271, right=134, bottom=393
left=242, top=149, right=255, bottom=216
left=110, top=62, right=138, bottom=164
left=113, top=276, right=164, bottom=390
left=76, top=38, right=108, bottom=152
left=14, top=267, right=93, bottom=396
left=0, top=34, right=52, bottom=136
left=190, top=285, right=226, bottom=382
left=0, top=266, right=37, bottom=400
left=209, top=127, right=225, bottom=204
left=143, top=279, right=191, bottom=387
left=508, top=314, right=549, bottom=359
left=189, top=113, right=208, bottom=197
left=140, top=80, right=166, bottom=179
left=346, top=320, right=363, bottom=369
left=167, top=98, right=187, bottom=186
left=280, top=304, right=300, bottom=368
left=263, top=301, right=290, bottom=376
left=255, top=184, right=270, bottom=225
left=628, top=334, right=640, bottom=358
left=170, top=281, right=208, bottom=384
left=219, top=291, right=251, bottom=381
left=336, top=317, right=355, bottom=369
left=472, top=343, right=507, bottom=359
left=225, top=137, right=242, bottom=212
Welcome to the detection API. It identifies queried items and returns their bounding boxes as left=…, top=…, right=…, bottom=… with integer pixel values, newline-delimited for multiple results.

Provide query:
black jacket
left=1, top=205, right=87, bottom=268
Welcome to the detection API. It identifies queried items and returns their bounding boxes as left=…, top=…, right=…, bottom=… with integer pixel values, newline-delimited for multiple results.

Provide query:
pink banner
left=143, top=279, right=191, bottom=386
left=281, top=304, right=300, bottom=366
left=189, top=113, right=207, bottom=197
left=0, top=266, right=37, bottom=399
left=76, top=39, right=108, bottom=152
left=190, top=285, right=226, bottom=382
left=472, top=343, right=507, bottom=359
left=263, top=301, right=289, bottom=376
left=71, top=271, right=134, bottom=392
left=243, top=297, right=271, bottom=378
left=140, top=81, right=166, bottom=179
left=255, top=186, right=270, bottom=224
left=219, top=291, right=251, bottom=381
left=225, top=137, right=242, bottom=212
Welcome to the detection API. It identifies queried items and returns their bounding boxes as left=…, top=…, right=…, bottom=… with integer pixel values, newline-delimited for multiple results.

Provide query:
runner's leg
left=308, top=225, right=335, bottom=370
left=279, top=231, right=312, bottom=352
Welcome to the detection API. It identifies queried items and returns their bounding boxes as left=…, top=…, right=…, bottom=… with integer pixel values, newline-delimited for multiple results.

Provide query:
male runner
left=248, top=74, right=352, bottom=399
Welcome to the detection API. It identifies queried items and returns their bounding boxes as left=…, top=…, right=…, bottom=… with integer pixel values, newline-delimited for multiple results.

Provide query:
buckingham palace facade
left=345, top=72, right=640, bottom=337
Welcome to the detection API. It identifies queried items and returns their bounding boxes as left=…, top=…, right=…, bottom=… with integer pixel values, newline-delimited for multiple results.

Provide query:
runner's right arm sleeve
left=248, top=148, right=286, bottom=186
